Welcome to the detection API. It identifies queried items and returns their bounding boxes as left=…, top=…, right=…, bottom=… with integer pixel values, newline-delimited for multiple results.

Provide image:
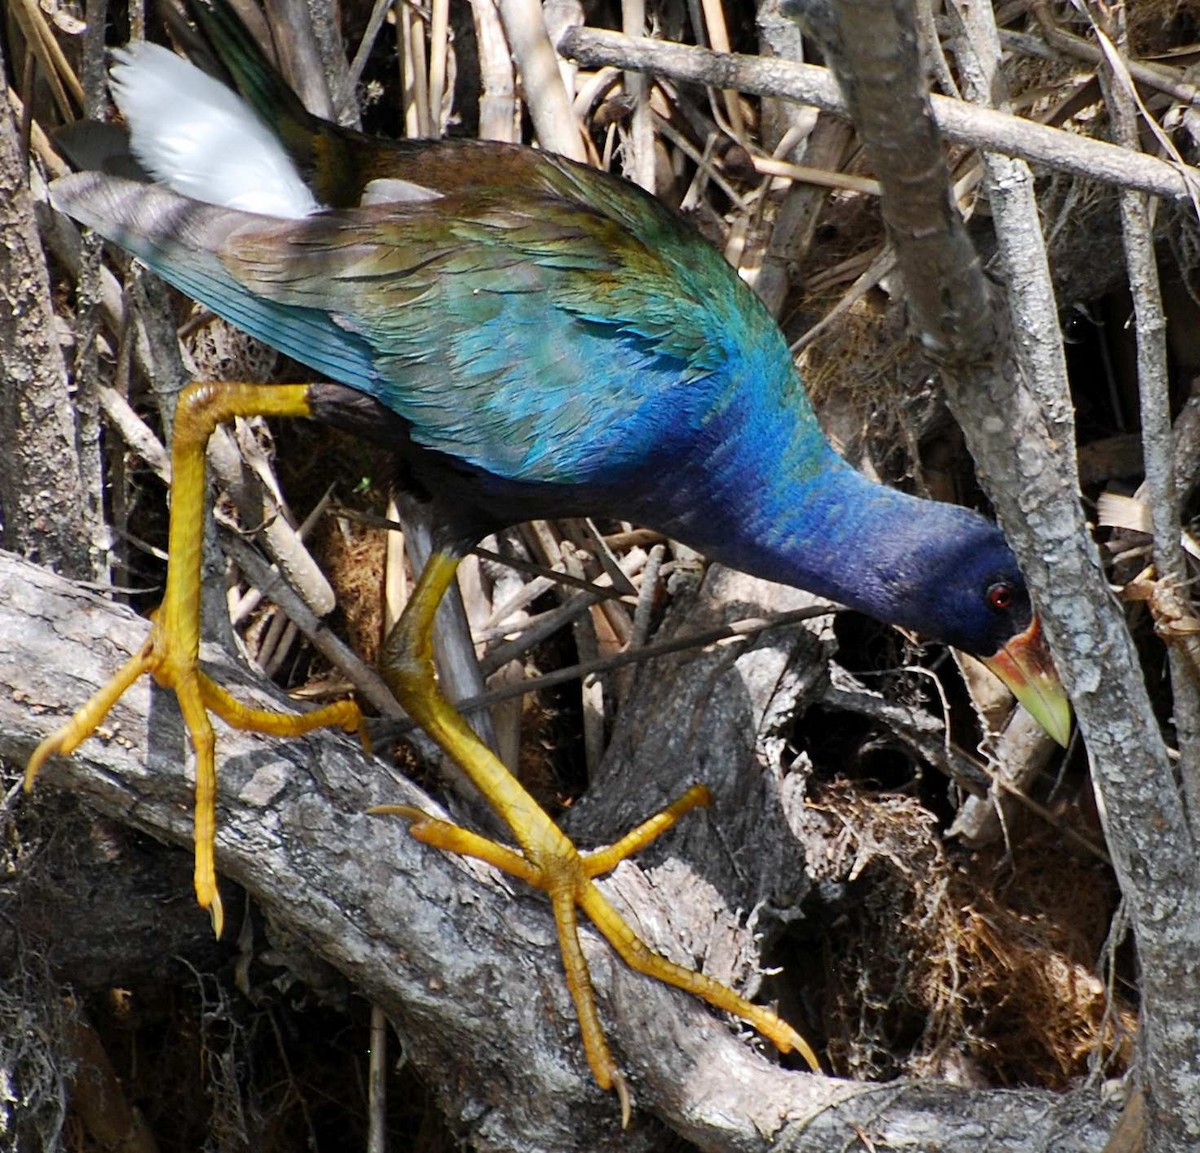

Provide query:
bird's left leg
left=25, top=381, right=366, bottom=935
left=375, top=548, right=819, bottom=1113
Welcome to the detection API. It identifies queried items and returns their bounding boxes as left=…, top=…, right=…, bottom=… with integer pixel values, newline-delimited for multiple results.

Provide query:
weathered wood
left=572, top=566, right=831, bottom=967
left=0, top=40, right=101, bottom=580
left=803, top=0, right=1200, bottom=1145
left=0, top=551, right=1121, bottom=1150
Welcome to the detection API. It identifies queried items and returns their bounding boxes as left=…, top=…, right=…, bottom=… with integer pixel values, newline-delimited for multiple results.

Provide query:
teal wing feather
left=216, top=180, right=798, bottom=485
left=50, top=169, right=807, bottom=486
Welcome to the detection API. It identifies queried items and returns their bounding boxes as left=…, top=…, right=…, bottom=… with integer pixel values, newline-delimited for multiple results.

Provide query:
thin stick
left=621, top=0, right=654, bottom=191
left=347, top=0, right=395, bottom=91
left=220, top=530, right=404, bottom=719
left=697, top=0, right=746, bottom=139
left=366, top=1006, right=388, bottom=1153
left=753, top=154, right=882, bottom=197
left=331, top=505, right=639, bottom=602
left=1095, top=7, right=1200, bottom=834
left=495, top=0, right=585, bottom=160
left=559, top=26, right=1200, bottom=200
left=373, top=604, right=832, bottom=743
left=471, top=0, right=519, bottom=140
left=9, top=0, right=84, bottom=116
left=400, top=1, right=431, bottom=138
left=427, top=0, right=450, bottom=135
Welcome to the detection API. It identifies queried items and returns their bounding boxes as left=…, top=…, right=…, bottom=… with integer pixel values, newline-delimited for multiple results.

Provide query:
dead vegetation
left=805, top=782, right=1131, bottom=1088
left=2, top=0, right=1199, bottom=1148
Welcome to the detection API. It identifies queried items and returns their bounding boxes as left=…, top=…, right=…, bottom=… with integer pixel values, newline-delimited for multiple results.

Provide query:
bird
left=29, top=0, right=1070, bottom=1113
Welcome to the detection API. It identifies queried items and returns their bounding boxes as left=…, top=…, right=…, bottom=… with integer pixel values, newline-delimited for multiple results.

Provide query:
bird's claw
left=26, top=614, right=362, bottom=939
left=372, top=781, right=820, bottom=1103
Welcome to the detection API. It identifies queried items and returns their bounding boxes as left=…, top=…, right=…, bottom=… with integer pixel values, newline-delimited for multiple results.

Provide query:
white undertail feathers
left=109, top=42, right=319, bottom=219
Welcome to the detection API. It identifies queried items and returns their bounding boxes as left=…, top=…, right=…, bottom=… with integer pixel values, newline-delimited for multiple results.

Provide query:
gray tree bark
left=0, top=39, right=102, bottom=580
left=797, top=0, right=1200, bottom=1146
left=0, top=552, right=1122, bottom=1150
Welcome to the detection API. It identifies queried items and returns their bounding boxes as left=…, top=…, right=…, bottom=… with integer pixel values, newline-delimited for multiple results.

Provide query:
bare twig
left=470, top=0, right=519, bottom=140
left=427, top=0, right=451, bottom=135
left=805, top=0, right=1200, bottom=1143
left=219, top=530, right=403, bottom=719
left=497, top=0, right=585, bottom=160
left=0, top=46, right=98, bottom=581
left=698, top=0, right=746, bottom=139
left=558, top=26, right=1200, bottom=200
left=345, top=0, right=394, bottom=92
left=1091, top=5, right=1200, bottom=837
left=8, top=0, right=84, bottom=117
left=373, top=602, right=834, bottom=746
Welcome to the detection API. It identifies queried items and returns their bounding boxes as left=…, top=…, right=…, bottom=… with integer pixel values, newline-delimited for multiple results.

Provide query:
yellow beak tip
left=979, top=617, right=1072, bottom=747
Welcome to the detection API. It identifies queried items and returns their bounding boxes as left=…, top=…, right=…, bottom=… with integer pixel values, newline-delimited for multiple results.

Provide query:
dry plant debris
left=4, top=0, right=1198, bottom=1146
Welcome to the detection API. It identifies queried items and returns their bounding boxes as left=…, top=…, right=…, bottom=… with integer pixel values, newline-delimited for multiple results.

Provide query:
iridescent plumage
left=54, top=114, right=1051, bottom=668
left=34, top=0, right=1069, bottom=1109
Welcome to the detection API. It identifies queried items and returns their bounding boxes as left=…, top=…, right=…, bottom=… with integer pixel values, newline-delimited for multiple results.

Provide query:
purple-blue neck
left=641, top=375, right=1021, bottom=656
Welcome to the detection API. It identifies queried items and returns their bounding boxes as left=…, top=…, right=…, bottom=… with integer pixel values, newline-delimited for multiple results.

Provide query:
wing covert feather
left=220, top=192, right=755, bottom=482
left=52, top=171, right=791, bottom=486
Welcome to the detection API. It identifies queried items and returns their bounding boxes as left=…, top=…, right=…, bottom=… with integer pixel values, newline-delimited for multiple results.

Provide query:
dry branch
left=799, top=0, right=1200, bottom=1145
left=0, top=45, right=100, bottom=580
left=559, top=26, right=1200, bottom=200
left=0, top=550, right=1121, bottom=1151
left=1094, top=9, right=1200, bottom=828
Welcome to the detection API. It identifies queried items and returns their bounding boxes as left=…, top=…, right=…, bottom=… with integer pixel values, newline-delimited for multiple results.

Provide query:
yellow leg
left=377, top=550, right=821, bottom=1113
left=25, top=381, right=364, bottom=936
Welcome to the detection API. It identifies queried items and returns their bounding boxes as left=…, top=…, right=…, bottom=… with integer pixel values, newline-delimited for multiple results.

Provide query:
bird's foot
left=25, top=612, right=365, bottom=936
left=371, top=784, right=820, bottom=1120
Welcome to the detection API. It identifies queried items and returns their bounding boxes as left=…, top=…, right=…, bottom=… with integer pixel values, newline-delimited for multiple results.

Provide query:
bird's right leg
left=375, top=548, right=819, bottom=1115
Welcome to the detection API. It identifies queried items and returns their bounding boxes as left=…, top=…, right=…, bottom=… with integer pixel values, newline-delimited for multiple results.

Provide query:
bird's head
left=896, top=511, right=1070, bottom=746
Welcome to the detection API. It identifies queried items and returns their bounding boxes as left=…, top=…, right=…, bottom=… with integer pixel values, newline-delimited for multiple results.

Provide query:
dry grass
left=6, top=0, right=1196, bottom=1145
left=812, top=781, right=1132, bottom=1088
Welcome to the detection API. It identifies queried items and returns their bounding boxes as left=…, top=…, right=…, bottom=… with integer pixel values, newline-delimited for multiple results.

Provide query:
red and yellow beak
left=980, top=617, right=1072, bottom=747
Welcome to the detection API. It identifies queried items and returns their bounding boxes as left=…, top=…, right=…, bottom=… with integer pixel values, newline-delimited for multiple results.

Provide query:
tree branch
left=0, top=551, right=1121, bottom=1150
left=1093, top=4, right=1200, bottom=829
left=558, top=25, right=1200, bottom=200
left=0, top=42, right=101, bottom=579
left=796, top=0, right=1200, bottom=1145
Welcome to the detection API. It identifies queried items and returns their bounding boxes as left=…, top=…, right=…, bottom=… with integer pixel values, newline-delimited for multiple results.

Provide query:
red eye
left=987, top=582, right=1014, bottom=612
